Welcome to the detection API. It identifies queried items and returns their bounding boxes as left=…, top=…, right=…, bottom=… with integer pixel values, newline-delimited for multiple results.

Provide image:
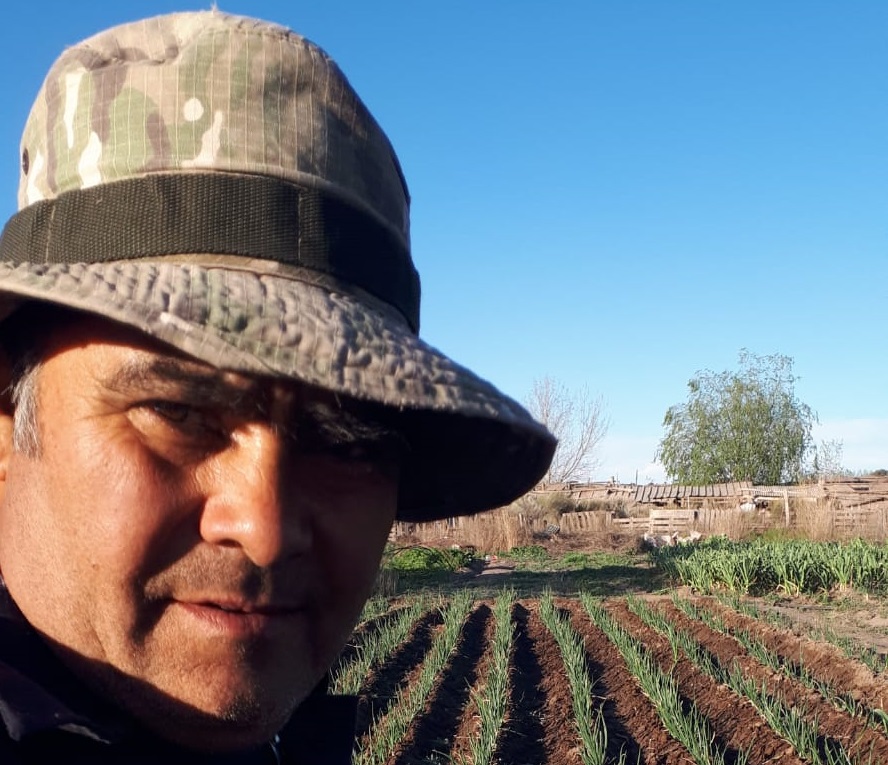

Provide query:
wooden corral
left=390, top=477, right=888, bottom=544
left=633, top=481, right=752, bottom=508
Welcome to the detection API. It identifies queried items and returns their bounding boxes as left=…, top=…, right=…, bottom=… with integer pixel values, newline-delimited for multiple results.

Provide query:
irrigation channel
left=335, top=591, right=888, bottom=765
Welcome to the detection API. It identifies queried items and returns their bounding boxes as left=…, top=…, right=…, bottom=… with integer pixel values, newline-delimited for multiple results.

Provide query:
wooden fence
left=390, top=490, right=888, bottom=542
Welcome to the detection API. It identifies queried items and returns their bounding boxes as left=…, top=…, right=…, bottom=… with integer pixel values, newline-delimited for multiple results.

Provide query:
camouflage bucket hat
left=0, top=11, right=555, bottom=521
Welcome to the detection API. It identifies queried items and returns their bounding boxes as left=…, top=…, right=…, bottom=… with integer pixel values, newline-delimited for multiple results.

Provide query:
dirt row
left=345, top=596, right=888, bottom=764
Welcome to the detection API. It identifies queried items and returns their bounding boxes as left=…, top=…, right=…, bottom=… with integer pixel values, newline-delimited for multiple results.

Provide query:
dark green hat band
left=0, top=173, right=421, bottom=333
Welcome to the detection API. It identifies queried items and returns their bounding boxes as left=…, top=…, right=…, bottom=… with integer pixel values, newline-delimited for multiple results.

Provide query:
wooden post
left=783, top=488, right=790, bottom=528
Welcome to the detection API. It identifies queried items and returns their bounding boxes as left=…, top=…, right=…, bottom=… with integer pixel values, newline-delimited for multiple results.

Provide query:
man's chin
left=82, top=658, right=303, bottom=752
left=137, top=694, right=293, bottom=753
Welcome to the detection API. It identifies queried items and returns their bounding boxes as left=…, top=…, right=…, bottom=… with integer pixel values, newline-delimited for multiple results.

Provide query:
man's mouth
left=174, top=599, right=304, bottom=637
left=201, top=601, right=293, bottom=615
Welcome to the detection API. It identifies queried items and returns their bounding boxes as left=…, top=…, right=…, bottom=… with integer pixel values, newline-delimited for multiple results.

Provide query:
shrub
left=386, top=546, right=473, bottom=572
left=559, top=551, right=597, bottom=569
left=502, top=544, right=550, bottom=562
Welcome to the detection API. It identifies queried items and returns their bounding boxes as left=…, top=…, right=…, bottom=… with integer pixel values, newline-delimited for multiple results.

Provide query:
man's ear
left=0, top=348, right=14, bottom=488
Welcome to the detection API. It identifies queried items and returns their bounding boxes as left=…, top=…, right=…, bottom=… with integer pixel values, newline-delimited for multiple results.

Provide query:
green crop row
left=464, top=590, right=515, bottom=765
left=333, top=595, right=433, bottom=697
left=630, top=596, right=855, bottom=765
left=716, top=592, right=888, bottom=675
left=670, top=596, right=888, bottom=737
left=651, top=537, right=888, bottom=596
left=538, top=592, right=622, bottom=765
left=355, top=589, right=474, bottom=765
left=580, top=593, right=734, bottom=765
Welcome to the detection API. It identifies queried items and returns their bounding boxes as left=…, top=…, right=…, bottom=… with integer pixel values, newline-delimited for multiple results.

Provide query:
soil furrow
left=493, top=602, right=549, bottom=765
left=529, top=601, right=585, bottom=764
left=350, top=590, right=888, bottom=765
left=701, top=596, right=888, bottom=711
left=355, top=608, right=444, bottom=738
left=391, top=603, right=493, bottom=765
left=338, top=605, right=414, bottom=671
left=562, top=599, right=725, bottom=765
left=657, top=598, right=888, bottom=763
left=447, top=603, right=499, bottom=764
left=602, top=598, right=805, bottom=764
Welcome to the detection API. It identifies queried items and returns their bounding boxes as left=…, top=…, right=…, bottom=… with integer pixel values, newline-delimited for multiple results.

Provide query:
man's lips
left=173, top=599, right=305, bottom=637
left=194, top=600, right=298, bottom=615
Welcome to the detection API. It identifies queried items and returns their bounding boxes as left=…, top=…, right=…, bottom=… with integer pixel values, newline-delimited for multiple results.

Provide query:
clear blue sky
left=1, top=2, right=886, bottom=482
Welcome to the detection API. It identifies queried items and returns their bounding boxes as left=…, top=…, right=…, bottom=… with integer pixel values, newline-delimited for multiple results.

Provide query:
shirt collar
left=0, top=589, right=127, bottom=743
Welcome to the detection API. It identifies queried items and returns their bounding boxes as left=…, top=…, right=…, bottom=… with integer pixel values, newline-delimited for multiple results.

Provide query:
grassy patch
left=499, top=544, right=550, bottom=563
left=386, top=545, right=474, bottom=572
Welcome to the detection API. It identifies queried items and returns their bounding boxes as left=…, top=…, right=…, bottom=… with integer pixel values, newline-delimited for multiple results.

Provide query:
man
left=0, top=10, right=554, bottom=764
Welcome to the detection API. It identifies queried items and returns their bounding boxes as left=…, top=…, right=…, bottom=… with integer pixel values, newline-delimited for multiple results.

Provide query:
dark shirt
left=0, top=590, right=357, bottom=764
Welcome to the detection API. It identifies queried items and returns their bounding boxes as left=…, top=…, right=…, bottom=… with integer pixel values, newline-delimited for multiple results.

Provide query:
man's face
left=0, top=318, right=399, bottom=751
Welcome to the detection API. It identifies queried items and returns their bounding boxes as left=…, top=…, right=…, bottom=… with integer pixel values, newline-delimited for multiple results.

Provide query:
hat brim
left=0, top=259, right=555, bottom=521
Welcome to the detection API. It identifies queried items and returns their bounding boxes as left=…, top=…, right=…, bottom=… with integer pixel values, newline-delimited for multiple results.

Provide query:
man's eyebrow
left=101, top=356, right=258, bottom=406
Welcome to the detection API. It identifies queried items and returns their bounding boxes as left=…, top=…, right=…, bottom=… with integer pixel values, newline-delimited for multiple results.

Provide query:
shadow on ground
left=391, top=562, right=666, bottom=598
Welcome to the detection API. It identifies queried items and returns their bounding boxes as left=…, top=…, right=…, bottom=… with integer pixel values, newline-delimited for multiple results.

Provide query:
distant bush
left=558, top=551, right=597, bottom=569
left=502, top=544, right=549, bottom=562
left=386, top=546, right=473, bottom=572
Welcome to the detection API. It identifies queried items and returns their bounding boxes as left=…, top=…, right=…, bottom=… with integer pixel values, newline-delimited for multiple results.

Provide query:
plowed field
left=340, top=594, right=888, bottom=765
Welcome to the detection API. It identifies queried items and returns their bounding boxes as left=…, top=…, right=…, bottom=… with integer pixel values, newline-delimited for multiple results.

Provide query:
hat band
left=0, top=173, right=420, bottom=332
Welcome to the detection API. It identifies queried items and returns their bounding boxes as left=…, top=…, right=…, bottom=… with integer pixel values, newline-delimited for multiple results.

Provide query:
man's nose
left=198, top=424, right=309, bottom=568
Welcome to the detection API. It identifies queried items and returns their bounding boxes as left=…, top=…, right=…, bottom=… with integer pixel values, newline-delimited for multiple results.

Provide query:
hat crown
left=18, top=11, right=409, bottom=245
left=0, top=12, right=556, bottom=520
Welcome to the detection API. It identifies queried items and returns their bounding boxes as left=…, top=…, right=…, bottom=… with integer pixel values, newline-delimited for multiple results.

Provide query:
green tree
left=657, top=351, right=816, bottom=485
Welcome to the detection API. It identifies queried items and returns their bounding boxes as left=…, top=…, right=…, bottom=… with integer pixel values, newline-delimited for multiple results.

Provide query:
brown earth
left=752, top=593, right=888, bottom=660
left=346, top=594, right=888, bottom=764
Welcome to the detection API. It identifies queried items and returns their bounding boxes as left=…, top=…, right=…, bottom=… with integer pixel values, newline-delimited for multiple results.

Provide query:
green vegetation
left=341, top=569, right=888, bottom=764
left=538, top=592, right=622, bottom=765
left=628, top=597, right=852, bottom=765
left=553, top=551, right=627, bottom=570
left=728, top=669, right=851, bottom=765
left=658, top=350, right=815, bottom=484
left=500, top=544, right=550, bottom=563
left=718, top=593, right=888, bottom=675
left=581, top=593, right=738, bottom=765
left=379, top=542, right=662, bottom=599
left=333, top=596, right=433, bottom=697
left=670, top=596, right=888, bottom=736
left=385, top=545, right=474, bottom=572
left=357, top=596, right=391, bottom=624
left=651, top=536, right=888, bottom=596
left=500, top=546, right=635, bottom=572
left=466, top=590, right=515, bottom=765
left=355, top=590, right=475, bottom=765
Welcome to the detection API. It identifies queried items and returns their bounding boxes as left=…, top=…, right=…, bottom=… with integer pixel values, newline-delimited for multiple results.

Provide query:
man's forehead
left=105, top=352, right=262, bottom=392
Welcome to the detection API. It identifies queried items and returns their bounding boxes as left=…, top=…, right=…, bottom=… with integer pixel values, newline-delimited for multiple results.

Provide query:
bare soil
left=348, top=593, right=888, bottom=764
left=752, top=593, right=888, bottom=659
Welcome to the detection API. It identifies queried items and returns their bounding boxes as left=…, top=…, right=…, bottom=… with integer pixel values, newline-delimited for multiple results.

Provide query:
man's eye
left=322, top=441, right=370, bottom=461
left=320, top=437, right=405, bottom=475
left=130, top=401, right=229, bottom=460
left=149, top=401, right=194, bottom=424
